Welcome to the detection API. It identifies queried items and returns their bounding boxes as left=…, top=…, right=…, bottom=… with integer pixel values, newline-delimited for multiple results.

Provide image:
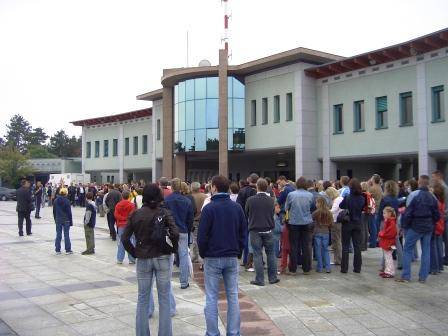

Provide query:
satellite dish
left=198, top=59, right=212, bottom=67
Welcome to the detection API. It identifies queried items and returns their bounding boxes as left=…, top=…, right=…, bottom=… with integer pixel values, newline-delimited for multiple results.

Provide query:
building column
left=162, top=86, right=174, bottom=178
left=320, top=84, right=336, bottom=180
left=118, top=124, right=124, bottom=183
left=218, top=48, right=229, bottom=178
left=416, top=63, right=435, bottom=176
left=151, top=109, right=157, bottom=182
left=174, top=154, right=186, bottom=181
left=81, top=127, right=86, bottom=174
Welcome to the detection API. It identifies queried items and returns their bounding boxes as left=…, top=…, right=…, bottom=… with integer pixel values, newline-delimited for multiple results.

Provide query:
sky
left=1, top=0, right=447, bottom=139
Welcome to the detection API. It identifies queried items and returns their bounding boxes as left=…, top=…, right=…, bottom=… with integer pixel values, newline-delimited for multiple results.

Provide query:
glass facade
left=174, top=76, right=245, bottom=152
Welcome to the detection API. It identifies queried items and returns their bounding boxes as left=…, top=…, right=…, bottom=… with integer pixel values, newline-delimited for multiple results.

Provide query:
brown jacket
left=191, top=192, right=207, bottom=222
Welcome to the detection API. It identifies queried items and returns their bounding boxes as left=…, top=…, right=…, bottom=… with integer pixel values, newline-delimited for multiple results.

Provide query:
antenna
left=221, top=0, right=230, bottom=57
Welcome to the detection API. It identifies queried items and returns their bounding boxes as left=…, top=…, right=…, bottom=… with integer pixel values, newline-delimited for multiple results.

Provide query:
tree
left=48, top=130, right=81, bottom=157
left=0, top=137, right=5, bottom=147
left=27, top=144, right=57, bottom=159
left=26, top=127, right=48, bottom=146
left=5, top=114, right=32, bottom=153
left=0, top=145, right=34, bottom=188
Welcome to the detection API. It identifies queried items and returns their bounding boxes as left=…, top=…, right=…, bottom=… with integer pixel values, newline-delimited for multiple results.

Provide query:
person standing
left=114, top=190, right=136, bottom=264
left=77, top=183, right=86, bottom=207
left=82, top=192, right=96, bottom=255
left=104, top=184, right=122, bottom=241
left=369, top=174, right=383, bottom=247
left=397, top=175, right=440, bottom=283
left=378, top=207, right=398, bottom=278
left=312, top=198, right=333, bottom=273
left=164, top=178, right=194, bottom=289
left=198, top=175, right=246, bottom=336
left=431, top=170, right=448, bottom=266
left=34, top=181, right=43, bottom=219
left=245, top=178, right=279, bottom=286
left=326, top=187, right=343, bottom=265
left=285, top=176, right=315, bottom=275
left=68, top=183, right=77, bottom=206
left=122, top=183, right=179, bottom=336
left=190, top=182, right=207, bottom=264
left=16, top=180, right=33, bottom=236
left=52, top=188, right=73, bottom=254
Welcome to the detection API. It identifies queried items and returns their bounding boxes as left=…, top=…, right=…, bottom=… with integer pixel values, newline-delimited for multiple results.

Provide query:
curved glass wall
left=174, top=76, right=245, bottom=153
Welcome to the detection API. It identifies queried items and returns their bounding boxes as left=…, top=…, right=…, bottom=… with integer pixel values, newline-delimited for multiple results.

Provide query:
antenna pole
left=222, top=0, right=229, bottom=54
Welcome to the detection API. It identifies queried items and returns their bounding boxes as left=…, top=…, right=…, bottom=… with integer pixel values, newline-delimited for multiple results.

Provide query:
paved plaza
left=1, top=201, right=448, bottom=336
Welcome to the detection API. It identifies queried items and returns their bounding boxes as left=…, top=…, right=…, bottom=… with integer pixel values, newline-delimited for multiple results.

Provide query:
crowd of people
left=14, top=170, right=448, bottom=336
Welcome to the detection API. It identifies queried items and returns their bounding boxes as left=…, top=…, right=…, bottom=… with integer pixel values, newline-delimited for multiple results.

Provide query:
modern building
left=71, top=109, right=152, bottom=184
left=28, top=158, right=81, bottom=183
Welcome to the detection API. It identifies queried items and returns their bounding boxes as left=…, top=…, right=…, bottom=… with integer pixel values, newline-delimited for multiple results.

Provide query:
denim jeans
left=314, top=233, right=330, bottom=272
left=401, top=228, right=431, bottom=281
left=178, top=233, right=190, bottom=287
left=117, top=227, right=135, bottom=263
left=288, top=224, right=312, bottom=273
left=55, top=222, right=71, bottom=252
left=136, top=256, right=172, bottom=336
left=204, top=257, right=240, bottom=336
left=250, top=231, right=278, bottom=284
left=368, top=213, right=378, bottom=248
left=430, top=234, right=444, bottom=273
left=149, top=255, right=176, bottom=317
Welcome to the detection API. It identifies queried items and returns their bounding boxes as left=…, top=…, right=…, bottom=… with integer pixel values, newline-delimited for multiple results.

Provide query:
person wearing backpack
left=361, top=182, right=376, bottom=251
left=122, top=183, right=179, bottom=336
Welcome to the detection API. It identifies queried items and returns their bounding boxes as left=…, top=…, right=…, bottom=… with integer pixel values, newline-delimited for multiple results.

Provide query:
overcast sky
left=1, top=0, right=447, bottom=138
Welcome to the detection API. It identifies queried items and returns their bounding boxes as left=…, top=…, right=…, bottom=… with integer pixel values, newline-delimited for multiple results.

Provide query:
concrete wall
left=123, top=119, right=152, bottom=171
left=84, top=124, right=120, bottom=172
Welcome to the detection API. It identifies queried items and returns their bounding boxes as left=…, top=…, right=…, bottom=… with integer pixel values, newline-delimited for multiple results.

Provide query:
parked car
left=0, top=187, right=17, bottom=201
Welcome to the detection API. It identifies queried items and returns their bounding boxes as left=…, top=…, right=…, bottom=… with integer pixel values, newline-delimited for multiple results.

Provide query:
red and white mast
left=222, top=0, right=230, bottom=54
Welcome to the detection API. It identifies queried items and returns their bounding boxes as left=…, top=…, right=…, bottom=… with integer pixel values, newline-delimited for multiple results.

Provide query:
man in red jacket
left=114, top=190, right=135, bottom=264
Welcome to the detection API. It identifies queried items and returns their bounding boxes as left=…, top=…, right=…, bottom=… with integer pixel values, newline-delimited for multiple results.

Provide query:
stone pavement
left=1, top=201, right=448, bottom=335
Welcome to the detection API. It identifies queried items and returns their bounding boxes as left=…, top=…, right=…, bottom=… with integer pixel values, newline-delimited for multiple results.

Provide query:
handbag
left=337, top=209, right=350, bottom=224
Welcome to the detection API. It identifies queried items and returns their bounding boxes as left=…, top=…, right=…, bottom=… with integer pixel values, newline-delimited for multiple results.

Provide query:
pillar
left=320, top=84, right=336, bottom=180
left=218, top=48, right=228, bottom=177
left=81, top=127, right=86, bottom=174
left=162, top=86, right=174, bottom=178
left=118, top=124, right=124, bottom=183
left=174, top=154, right=186, bottom=181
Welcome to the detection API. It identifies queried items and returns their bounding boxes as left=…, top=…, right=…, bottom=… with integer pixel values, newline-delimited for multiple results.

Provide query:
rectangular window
left=142, top=135, right=148, bottom=154
left=111, top=175, right=114, bottom=183
left=94, top=141, right=100, bottom=157
left=432, top=85, right=445, bottom=122
left=125, top=137, right=129, bottom=156
left=286, top=93, right=293, bottom=121
left=273, top=95, right=280, bottom=123
left=353, top=100, right=365, bottom=132
left=133, top=136, right=138, bottom=155
left=156, top=119, right=161, bottom=140
left=106, top=175, right=110, bottom=183
left=262, top=97, right=268, bottom=125
left=333, top=104, right=343, bottom=134
left=113, top=139, right=118, bottom=156
left=251, top=100, right=257, bottom=126
left=86, top=142, right=91, bottom=158
left=103, top=140, right=109, bottom=157
left=375, top=96, right=388, bottom=129
left=400, top=91, right=413, bottom=126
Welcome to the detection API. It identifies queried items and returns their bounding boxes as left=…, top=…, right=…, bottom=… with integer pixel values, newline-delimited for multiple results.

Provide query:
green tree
left=26, top=127, right=48, bottom=146
left=27, top=144, right=57, bottom=159
left=0, top=137, right=5, bottom=147
left=0, top=146, right=34, bottom=188
left=5, top=114, right=32, bottom=153
left=48, top=130, right=80, bottom=157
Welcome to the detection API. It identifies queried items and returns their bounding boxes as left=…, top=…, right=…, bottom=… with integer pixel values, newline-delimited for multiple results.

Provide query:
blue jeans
left=273, top=233, right=281, bottom=258
left=55, top=222, right=71, bottom=252
left=178, top=233, right=190, bottom=287
left=117, top=227, right=135, bottom=263
left=136, top=256, right=172, bottom=336
left=368, top=214, right=377, bottom=248
left=430, top=234, right=444, bottom=273
left=204, top=257, right=240, bottom=336
left=314, top=233, right=330, bottom=272
left=250, top=231, right=278, bottom=284
left=149, top=255, right=176, bottom=317
left=401, top=228, right=431, bottom=281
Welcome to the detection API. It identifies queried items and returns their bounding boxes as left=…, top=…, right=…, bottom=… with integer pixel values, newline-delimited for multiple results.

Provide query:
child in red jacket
left=430, top=183, right=445, bottom=274
left=114, top=190, right=136, bottom=264
left=378, top=206, right=397, bottom=278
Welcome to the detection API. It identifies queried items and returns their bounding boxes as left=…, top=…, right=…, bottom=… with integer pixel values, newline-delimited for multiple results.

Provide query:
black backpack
left=150, top=209, right=177, bottom=254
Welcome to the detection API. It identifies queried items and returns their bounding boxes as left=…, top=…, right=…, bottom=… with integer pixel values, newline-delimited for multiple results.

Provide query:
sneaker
left=129, top=261, right=136, bottom=265
left=269, top=279, right=280, bottom=285
left=379, top=272, right=386, bottom=277
left=286, top=271, right=298, bottom=276
left=246, top=268, right=255, bottom=272
left=250, top=280, right=265, bottom=286
left=19, top=233, right=24, bottom=237
left=303, top=271, right=311, bottom=275
left=381, top=273, right=394, bottom=279
left=395, top=278, right=409, bottom=283
left=326, top=270, right=331, bottom=274
left=65, top=251, right=73, bottom=255
left=55, top=251, right=62, bottom=255
left=81, top=250, right=94, bottom=255
left=180, top=283, right=190, bottom=290
left=418, top=279, right=426, bottom=284
left=117, top=261, right=123, bottom=264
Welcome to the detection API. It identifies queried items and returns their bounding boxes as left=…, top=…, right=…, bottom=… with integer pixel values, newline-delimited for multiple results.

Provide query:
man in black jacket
left=245, top=178, right=279, bottom=286
left=104, top=184, right=122, bottom=240
left=34, top=181, right=43, bottom=219
left=16, top=180, right=33, bottom=236
left=236, top=173, right=258, bottom=270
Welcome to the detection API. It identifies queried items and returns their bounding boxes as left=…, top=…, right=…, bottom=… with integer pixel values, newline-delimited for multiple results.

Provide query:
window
left=286, top=93, right=293, bottom=121
left=133, top=136, right=138, bottom=155
left=156, top=119, right=161, bottom=140
left=251, top=100, right=257, bottom=126
left=113, top=139, right=118, bottom=156
left=103, top=140, right=109, bottom=157
left=107, top=175, right=110, bottom=183
left=86, top=142, right=91, bottom=158
left=142, top=135, right=148, bottom=154
left=400, top=91, right=413, bottom=126
left=273, top=95, right=280, bottom=123
left=94, top=141, right=100, bottom=157
left=125, top=137, right=129, bottom=156
left=353, top=100, right=365, bottom=132
left=432, top=85, right=445, bottom=122
left=262, top=97, right=268, bottom=125
left=111, top=175, right=114, bottom=183
left=333, top=104, right=343, bottom=134
left=376, top=96, right=388, bottom=129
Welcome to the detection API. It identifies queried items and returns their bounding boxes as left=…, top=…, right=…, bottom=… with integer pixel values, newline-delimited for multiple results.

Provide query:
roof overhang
left=305, top=27, right=448, bottom=79
left=71, top=108, right=152, bottom=126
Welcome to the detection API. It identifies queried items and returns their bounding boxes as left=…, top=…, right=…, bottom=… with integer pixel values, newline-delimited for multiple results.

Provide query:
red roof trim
left=71, top=108, right=152, bottom=126
left=305, top=28, right=448, bottom=79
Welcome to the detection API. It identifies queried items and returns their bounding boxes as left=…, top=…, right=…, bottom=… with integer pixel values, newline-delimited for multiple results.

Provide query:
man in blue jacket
left=198, top=175, right=246, bottom=336
left=397, top=175, right=440, bottom=283
left=164, top=178, right=194, bottom=289
left=52, top=188, right=73, bottom=255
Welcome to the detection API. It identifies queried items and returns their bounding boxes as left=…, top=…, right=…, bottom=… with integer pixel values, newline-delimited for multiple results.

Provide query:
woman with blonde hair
left=325, top=187, right=343, bottom=265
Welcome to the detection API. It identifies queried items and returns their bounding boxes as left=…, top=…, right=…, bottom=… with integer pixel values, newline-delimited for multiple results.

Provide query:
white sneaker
left=65, top=251, right=73, bottom=255
left=55, top=251, right=62, bottom=255
left=247, top=268, right=255, bottom=272
left=117, top=261, right=123, bottom=264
